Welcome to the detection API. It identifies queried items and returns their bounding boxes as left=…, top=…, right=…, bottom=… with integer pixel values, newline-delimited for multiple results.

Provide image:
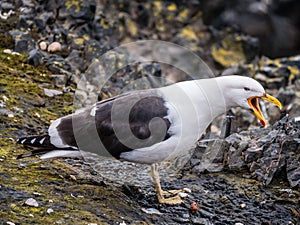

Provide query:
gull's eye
left=244, top=87, right=250, bottom=91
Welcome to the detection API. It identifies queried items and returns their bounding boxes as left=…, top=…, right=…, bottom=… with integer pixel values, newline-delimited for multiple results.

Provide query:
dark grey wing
left=52, top=90, right=172, bottom=159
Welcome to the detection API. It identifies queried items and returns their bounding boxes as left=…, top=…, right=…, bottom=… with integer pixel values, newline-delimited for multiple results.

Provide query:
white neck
left=176, top=78, right=228, bottom=118
left=160, top=78, right=229, bottom=136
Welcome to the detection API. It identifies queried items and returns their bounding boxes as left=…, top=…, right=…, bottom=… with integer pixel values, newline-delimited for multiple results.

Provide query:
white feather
left=90, top=106, right=96, bottom=116
left=48, top=117, right=76, bottom=149
left=39, top=137, right=46, bottom=144
left=40, top=150, right=81, bottom=159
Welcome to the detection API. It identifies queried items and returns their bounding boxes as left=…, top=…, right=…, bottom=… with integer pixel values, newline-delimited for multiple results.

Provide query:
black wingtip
left=16, top=135, right=54, bottom=148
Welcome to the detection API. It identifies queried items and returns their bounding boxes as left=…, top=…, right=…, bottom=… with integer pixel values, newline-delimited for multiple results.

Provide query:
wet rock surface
left=0, top=0, right=299, bottom=224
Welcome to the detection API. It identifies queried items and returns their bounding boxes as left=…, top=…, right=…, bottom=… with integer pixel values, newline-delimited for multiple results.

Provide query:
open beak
left=247, top=94, right=282, bottom=127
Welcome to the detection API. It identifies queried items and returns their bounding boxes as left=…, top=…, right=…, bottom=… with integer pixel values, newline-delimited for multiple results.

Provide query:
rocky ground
left=0, top=0, right=299, bottom=225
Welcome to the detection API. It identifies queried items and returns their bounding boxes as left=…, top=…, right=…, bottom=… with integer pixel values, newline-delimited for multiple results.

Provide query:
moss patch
left=0, top=49, right=149, bottom=224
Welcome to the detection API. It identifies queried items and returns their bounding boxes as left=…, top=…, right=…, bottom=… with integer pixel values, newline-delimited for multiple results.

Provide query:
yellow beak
left=247, top=93, right=282, bottom=127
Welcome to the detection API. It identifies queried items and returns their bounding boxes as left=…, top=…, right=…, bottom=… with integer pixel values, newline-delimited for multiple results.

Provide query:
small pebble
left=183, top=187, right=192, bottom=193
left=47, top=208, right=54, bottom=214
left=2, top=96, right=8, bottom=101
left=3, top=49, right=12, bottom=54
left=69, top=174, right=77, bottom=180
left=25, top=198, right=39, bottom=207
left=240, top=203, right=246, bottom=208
left=12, top=107, right=24, bottom=113
left=234, top=223, right=244, bottom=225
left=3, top=49, right=20, bottom=55
left=190, top=201, right=198, bottom=212
left=141, top=207, right=163, bottom=215
left=39, top=41, right=48, bottom=51
left=6, top=222, right=15, bottom=225
left=48, top=42, right=62, bottom=53
left=182, top=213, right=189, bottom=218
left=43, top=88, right=63, bottom=97
left=11, top=51, right=21, bottom=55
left=178, top=192, right=189, bottom=198
left=7, top=113, right=14, bottom=118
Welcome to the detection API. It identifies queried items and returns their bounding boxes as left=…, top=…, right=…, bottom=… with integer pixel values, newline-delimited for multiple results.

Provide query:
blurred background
left=1, top=1, right=299, bottom=224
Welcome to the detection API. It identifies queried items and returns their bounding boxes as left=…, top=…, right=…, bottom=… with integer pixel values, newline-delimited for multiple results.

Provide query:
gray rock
left=50, top=75, right=68, bottom=88
left=199, top=208, right=214, bottom=218
left=191, top=217, right=213, bottom=225
left=227, top=146, right=246, bottom=170
left=9, top=30, right=35, bottom=53
left=65, top=50, right=85, bottom=72
left=286, top=155, right=300, bottom=187
left=34, top=12, right=56, bottom=32
left=27, top=49, right=44, bottom=66
left=1, top=2, right=14, bottom=10
left=245, top=147, right=263, bottom=163
left=44, top=55, right=72, bottom=73
left=188, top=116, right=300, bottom=187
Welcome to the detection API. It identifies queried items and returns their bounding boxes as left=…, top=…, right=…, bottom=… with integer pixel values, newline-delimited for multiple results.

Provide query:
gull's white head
left=216, top=75, right=282, bottom=127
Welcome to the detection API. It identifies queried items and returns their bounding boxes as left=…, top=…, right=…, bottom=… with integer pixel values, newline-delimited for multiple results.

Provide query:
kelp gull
left=17, top=75, right=282, bottom=204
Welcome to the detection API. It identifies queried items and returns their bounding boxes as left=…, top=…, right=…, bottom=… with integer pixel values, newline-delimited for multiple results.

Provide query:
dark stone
left=245, top=147, right=263, bottom=163
left=15, top=39, right=29, bottom=53
left=198, top=208, right=215, bottom=219
left=188, top=116, right=300, bottom=187
left=286, top=139, right=300, bottom=187
left=34, top=11, right=56, bottom=33
left=227, top=145, right=246, bottom=170
left=84, top=39, right=106, bottom=63
left=65, top=50, right=85, bottom=72
left=44, top=54, right=72, bottom=73
left=256, top=130, right=279, bottom=146
left=65, top=0, right=95, bottom=20
left=0, top=32, right=14, bottom=49
left=9, top=30, right=35, bottom=53
left=27, top=49, right=45, bottom=66
left=254, top=118, right=299, bottom=186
